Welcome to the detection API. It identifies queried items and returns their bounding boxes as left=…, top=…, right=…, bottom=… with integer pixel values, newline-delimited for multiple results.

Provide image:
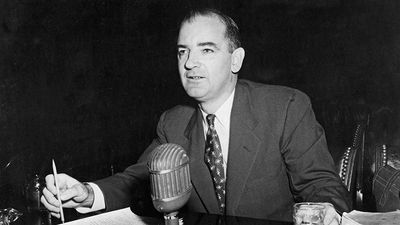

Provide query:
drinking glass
left=0, top=208, right=22, bottom=225
left=293, top=202, right=326, bottom=225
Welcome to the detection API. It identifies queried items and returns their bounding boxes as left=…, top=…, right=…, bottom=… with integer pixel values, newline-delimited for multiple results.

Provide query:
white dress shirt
left=78, top=89, right=236, bottom=213
left=200, top=89, right=235, bottom=173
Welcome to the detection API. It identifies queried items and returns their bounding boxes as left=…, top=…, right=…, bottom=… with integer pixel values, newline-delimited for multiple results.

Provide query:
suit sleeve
left=93, top=111, right=169, bottom=211
left=280, top=91, right=352, bottom=213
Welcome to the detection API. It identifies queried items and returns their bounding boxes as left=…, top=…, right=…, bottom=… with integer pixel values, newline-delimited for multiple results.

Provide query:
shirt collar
left=200, top=89, right=235, bottom=128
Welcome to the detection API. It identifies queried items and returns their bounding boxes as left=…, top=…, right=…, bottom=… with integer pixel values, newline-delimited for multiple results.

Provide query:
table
left=10, top=207, right=293, bottom=225
left=1, top=175, right=292, bottom=225
left=181, top=211, right=293, bottom=225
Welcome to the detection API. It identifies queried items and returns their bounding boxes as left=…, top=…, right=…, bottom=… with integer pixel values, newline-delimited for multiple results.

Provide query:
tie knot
left=206, top=114, right=216, bottom=126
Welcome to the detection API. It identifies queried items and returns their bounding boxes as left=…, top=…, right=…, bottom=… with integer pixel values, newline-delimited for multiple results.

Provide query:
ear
left=231, top=47, right=245, bottom=74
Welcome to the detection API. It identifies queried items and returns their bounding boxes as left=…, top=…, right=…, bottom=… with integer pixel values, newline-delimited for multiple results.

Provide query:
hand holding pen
left=52, top=160, right=65, bottom=223
left=41, top=161, right=95, bottom=222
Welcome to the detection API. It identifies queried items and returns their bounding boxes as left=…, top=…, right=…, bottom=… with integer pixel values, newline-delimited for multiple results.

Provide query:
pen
left=52, top=159, right=65, bottom=224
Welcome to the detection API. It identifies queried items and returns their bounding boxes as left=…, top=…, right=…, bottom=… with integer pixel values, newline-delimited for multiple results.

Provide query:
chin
left=186, top=91, right=207, bottom=101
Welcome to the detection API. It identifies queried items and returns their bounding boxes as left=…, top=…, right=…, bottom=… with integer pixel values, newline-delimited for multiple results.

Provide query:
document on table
left=341, top=210, right=400, bottom=225
left=62, top=207, right=161, bottom=225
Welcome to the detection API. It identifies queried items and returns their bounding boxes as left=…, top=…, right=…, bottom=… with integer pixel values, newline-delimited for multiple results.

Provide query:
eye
left=202, top=48, right=214, bottom=54
left=177, top=48, right=188, bottom=58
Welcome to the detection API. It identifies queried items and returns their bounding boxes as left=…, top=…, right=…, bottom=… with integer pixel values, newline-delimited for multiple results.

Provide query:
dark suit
left=96, top=79, right=351, bottom=221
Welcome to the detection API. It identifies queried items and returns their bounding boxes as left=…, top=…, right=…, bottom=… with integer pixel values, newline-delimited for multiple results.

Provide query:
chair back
left=372, top=164, right=400, bottom=211
left=337, top=115, right=369, bottom=209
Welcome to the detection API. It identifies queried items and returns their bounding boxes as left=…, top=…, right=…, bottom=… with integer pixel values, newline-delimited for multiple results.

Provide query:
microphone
left=148, top=143, right=192, bottom=224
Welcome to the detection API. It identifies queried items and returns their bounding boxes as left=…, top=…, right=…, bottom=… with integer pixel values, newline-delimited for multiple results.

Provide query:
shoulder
left=237, top=79, right=311, bottom=107
left=162, top=105, right=196, bottom=118
left=158, top=105, right=196, bottom=127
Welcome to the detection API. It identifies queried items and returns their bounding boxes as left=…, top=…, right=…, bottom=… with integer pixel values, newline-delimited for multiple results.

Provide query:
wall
left=0, top=0, right=399, bottom=192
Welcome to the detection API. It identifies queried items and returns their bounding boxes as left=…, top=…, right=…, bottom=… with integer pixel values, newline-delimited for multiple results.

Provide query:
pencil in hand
left=52, top=159, right=65, bottom=224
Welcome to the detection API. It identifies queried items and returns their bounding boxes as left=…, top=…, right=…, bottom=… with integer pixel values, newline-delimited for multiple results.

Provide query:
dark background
left=0, top=0, right=399, bottom=201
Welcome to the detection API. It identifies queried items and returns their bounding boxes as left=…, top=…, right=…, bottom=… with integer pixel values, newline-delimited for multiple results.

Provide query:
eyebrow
left=177, top=42, right=220, bottom=50
left=198, top=42, right=218, bottom=48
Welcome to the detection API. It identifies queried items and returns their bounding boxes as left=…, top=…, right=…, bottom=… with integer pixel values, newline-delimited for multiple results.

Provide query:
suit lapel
left=183, top=82, right=262, bottom=214
left=184, top=108, right=220, bottom=213
left=225, top=83, right=261, bottom=215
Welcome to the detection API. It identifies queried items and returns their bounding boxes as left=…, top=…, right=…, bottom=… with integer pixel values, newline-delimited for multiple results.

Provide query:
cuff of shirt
left=76, top=182, right=105, bottom=214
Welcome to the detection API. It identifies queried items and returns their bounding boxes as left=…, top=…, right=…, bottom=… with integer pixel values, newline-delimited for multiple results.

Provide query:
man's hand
left=41, top=173, right=94, bottom=218
left=323, top=203, right=341, bottom=225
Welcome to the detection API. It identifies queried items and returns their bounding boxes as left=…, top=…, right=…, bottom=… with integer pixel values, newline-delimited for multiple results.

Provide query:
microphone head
left=148, top=143, right=192, bottom=214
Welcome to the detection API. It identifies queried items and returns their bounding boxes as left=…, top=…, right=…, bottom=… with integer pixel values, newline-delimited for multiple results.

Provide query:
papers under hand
left=62, top=207, right=161, bottom=225
left=342, top=210, right=400, bottom=225
left=52, top=159, right=65, bottom=224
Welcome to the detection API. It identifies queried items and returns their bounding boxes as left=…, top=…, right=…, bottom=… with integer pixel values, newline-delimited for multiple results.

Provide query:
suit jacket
left=95, top=79, right=352, bottom=221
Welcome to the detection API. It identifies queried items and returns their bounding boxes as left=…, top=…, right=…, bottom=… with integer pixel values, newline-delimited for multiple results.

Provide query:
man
left=41, top=8, right=351, bottom=224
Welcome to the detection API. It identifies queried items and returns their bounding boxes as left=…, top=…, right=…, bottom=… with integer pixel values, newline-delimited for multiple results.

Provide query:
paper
left=62, top=207, right=161, bottom=225
left=341, top=210, right=400, bottom=225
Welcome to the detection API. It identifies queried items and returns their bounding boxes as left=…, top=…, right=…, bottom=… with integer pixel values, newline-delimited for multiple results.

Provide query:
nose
left=184, top=51, right=198, bottom=70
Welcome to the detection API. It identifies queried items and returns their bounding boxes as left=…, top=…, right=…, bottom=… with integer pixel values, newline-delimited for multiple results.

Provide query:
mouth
left=185, top=72, right=205, bottom=80
left=188, top=76, right=203, bottom=80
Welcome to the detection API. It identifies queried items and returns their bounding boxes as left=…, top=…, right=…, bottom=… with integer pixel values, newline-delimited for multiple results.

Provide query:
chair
left=371, top=144, right=400, bottom=211
left=373, top=144, right=400, bottom=172
left=372, top=144, right=388, bottom=174
left=372, top=164, right=400, bottom=212
left=337, top=115, right=369, bottom=210
left=370, top=142, right=400, bottom=212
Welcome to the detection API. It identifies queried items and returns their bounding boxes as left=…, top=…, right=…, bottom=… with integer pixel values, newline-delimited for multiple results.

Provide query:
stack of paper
left=341, top=210, right=400, bottom=225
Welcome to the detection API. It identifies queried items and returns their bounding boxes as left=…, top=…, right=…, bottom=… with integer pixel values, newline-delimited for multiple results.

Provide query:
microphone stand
left=163, top=211, right=180, bottom=225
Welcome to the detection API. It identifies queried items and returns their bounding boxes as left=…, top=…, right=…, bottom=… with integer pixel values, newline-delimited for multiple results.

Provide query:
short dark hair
left=180, top=8, right=241, bottom=53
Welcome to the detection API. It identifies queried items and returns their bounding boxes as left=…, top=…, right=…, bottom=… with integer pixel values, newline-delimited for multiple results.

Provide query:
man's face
left=177, top=15, right=237, bottom=106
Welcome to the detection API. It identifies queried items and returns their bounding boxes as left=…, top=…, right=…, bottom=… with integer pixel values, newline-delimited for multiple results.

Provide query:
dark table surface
left=10, top=207, right=293, bottom=225
left=2, top=178, right=292, bottom=225
left=1, top=185, right=293, bottom=225
left=180, top=212, right=293, bottom=225
left=1, top=179, right=293, bottom=225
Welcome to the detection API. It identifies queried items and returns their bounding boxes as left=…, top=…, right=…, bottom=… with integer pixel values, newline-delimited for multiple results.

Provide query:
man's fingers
left=60, top=186, right=78, bottom=201
left=60, top=183, right=88, bottom=202
left=57, top=183, right=89, bottom=209
left=45, top=173, right=75, bottom=194
left=40, top=192, right=60, bottom=213
left=50, top=212, right=61, bottom=219
left=45, top=174, right=57, bottom=195
left=42, top=188, right=60, bottom=208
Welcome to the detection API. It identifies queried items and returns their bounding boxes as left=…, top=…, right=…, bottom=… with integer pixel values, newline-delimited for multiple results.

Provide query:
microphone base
left=164, top=212, right=181, bottom=225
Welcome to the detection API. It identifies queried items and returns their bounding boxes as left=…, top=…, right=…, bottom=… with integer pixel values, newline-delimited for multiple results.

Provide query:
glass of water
left=293, top=202, right=326, bottom=225
left=0, top=208, right=22, bottom=225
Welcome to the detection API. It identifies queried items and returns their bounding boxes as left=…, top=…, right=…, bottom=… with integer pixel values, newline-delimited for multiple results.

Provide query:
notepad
left=62, top=207, right=161, bottom=225
left=341, top=210, right=400, bottom=225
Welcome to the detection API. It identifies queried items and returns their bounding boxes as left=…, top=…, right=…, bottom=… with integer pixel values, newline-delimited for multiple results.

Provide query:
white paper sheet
left=341, top=210, right=400, bottom=225
left=62, top=207, right=161, bottom=225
